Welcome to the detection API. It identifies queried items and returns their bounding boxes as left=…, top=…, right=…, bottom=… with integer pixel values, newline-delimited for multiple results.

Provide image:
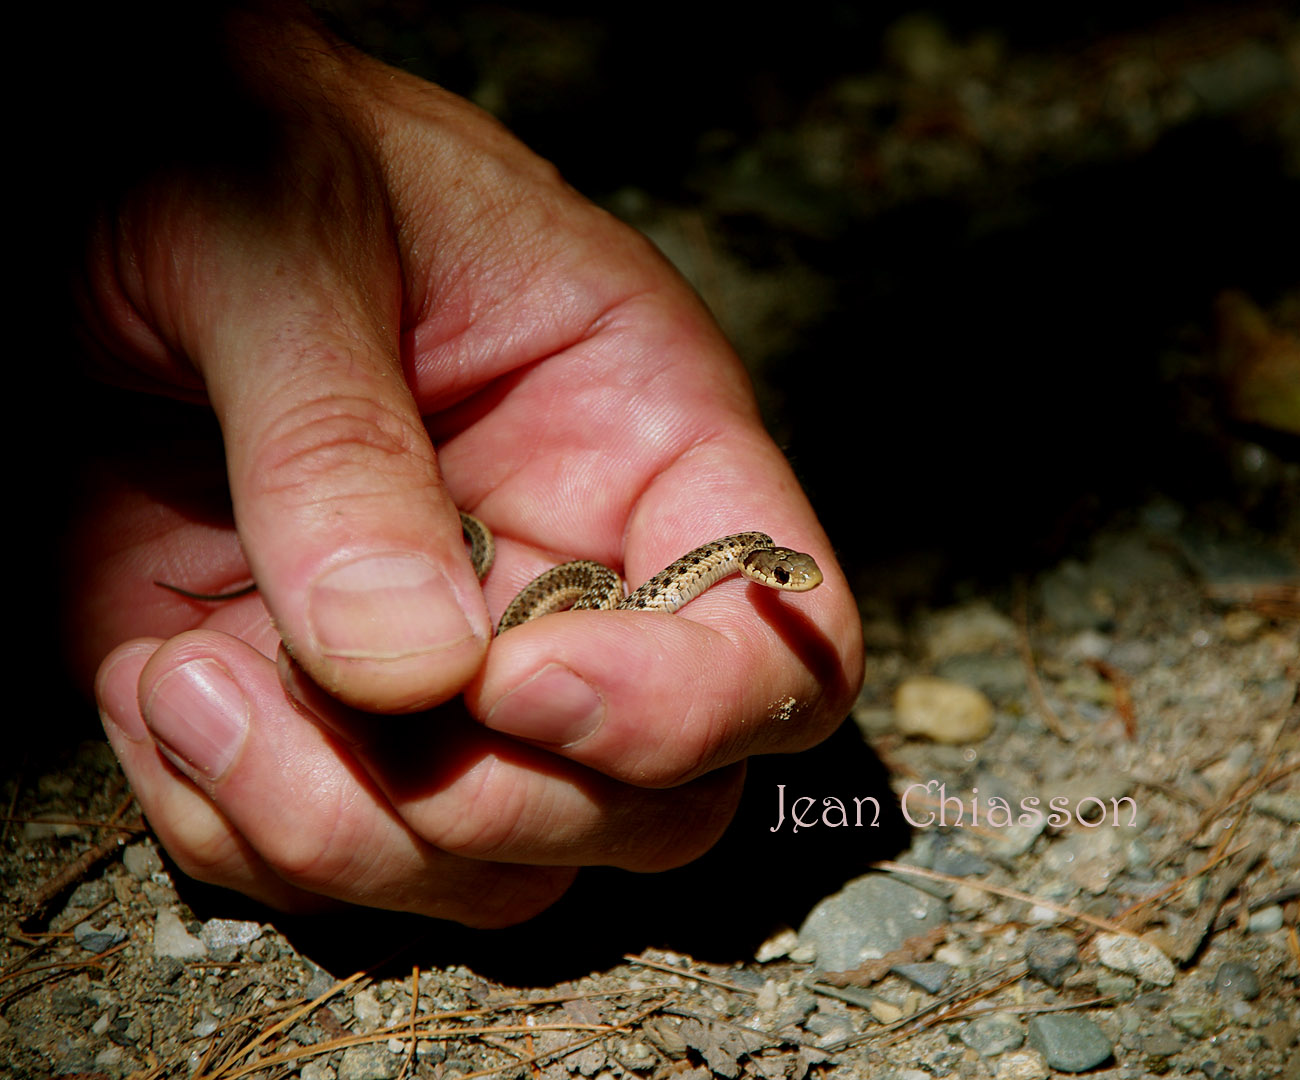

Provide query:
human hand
left=71, top=7, right=864, bottom=925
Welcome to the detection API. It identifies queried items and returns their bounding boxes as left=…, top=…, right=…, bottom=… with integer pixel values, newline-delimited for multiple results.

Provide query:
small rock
left=891, top=962, right=952, bottom=994
left=869, top=998, right=904, bottom=1024
left=1247, top=905, right=1284, bottom=933
left=798, top=873, right=949, bottom=972
left=1027, top=1014, right=1114, bottom=1072
left=21, top=818, right=83, bottom=841
left=995, top=1050, right=1050, bottom=1080
left=1213, top=961, right=1261, bottom=1001
left=960, top=1013, right=1024, bottom=1056
left=1025, top=931, right=1080, bottom=988
left=152, top=956, right=185, bottom=985
left=68, top=880, right=111, bottom=908
left=123, top=842, right=165, bottom=880
left=153, top=909, right=207, bottom=960
left=1221, top=609, right=1265, bottom=642
left=200, top=918, right=263, bottom=952
left=1140, top=1027, right=1184, bottom=1056
left=74, top=921, right=127, bottom=954
left=305, top=965, right=338, bottom=1000
left=1095, top=972, right=1137, bottom=1002
left=353, top=988, right=386, bottom=1031
left=338, top=1044, right=401, bottom=1080
left=755, top=927, right=798, bottom=963
left=893, top=676, right=993, bottom=743
left=51, top=989, right=90, bottom=1016
left=193, top=1008, right=221, bottom=1038
left=1095, top=932, right=1176, bottom=987
left=1169, top=1006, right=1226, bottom=1039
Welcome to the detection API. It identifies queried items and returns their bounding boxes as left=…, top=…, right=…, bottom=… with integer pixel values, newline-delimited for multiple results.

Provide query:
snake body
left=496, top=530, right=822, bottom=633
left=157, top=513, right=823, bottom=634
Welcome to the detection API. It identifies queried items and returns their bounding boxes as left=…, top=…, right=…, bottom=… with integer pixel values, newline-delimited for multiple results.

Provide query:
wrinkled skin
left=68, top=6, right=864, bottom=926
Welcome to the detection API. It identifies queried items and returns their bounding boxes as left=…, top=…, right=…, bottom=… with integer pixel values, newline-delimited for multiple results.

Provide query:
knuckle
left=249, top=390, right=436, bottom=506
left=423, top=765, right=537, bottom=859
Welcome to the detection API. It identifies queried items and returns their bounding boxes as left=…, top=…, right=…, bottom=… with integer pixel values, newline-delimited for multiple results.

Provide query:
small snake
left=157, top=512, right=823, bottom=634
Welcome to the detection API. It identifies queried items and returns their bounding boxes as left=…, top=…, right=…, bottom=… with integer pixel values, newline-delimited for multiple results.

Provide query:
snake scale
left=158, top=512, right=824, bottom=634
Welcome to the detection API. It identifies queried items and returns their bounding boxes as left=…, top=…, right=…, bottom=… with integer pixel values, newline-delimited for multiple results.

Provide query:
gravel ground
left=5, top=5, right=1298, bottom=1079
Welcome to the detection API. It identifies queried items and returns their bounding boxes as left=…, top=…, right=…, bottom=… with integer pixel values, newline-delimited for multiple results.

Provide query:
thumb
left=188, top=223, right=492, bottom=712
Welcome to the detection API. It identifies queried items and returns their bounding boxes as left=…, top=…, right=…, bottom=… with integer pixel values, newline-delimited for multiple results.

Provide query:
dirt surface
left=5, top=4, right=1298, bottom=1079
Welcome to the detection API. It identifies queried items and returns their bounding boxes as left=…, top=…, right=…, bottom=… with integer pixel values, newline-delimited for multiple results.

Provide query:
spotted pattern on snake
left=155, top=512, right=824, bottom=635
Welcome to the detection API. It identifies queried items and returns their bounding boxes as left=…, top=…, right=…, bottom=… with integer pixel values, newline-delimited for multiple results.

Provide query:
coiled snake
left=158, top=512, right=824, bottom=634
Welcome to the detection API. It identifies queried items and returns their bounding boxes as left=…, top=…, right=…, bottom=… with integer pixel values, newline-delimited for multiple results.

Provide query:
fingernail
left=144, top=659, right=250, bottom=781
left=308, top=554, right=480, bottom=661
left=485, top=663, right=606, bottom=745
left=97, top=646, right=154, bottom=743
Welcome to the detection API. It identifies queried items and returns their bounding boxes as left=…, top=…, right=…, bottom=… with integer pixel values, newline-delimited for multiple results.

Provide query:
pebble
left=74, top=921, right=127, bottom=954
left=21, top=818, right=83, bottom=841
left=1169, top=1006, right=1226, bottom=1038
left=1025, top=931, right=1080, bottom=988
left=1213, top=961, right=1261, bottom=1000
left=1095, top=932, right=1176, bottom=987
left=200, top=918, right=263, bottom=953
left=122, top=842, right=165, bottom=881
left=891, top=962, right=952, bottom=994
left=353, top=988, right=386, bottom=1031
left=797, top=874, right=949, bottom=972
left=1026, top=1014, right=1114, bottom=1072
left=152, top=910, right=207, bottom=960
left=1221, top=609, right=1265, bottom=641
left=1247, top=906, right=1284, bottom=933
left=338, top=1044, right=400, bottom=1080
left=893, top=676, right=993, bottom=743
left=1140, top=1026, right=1184, bottom=1056
left=960, top=1013, right=1024, bottom=1055
left=305, top=965, right=339, bottom=1000
left=995, top=1050, right=1050, bottom=1080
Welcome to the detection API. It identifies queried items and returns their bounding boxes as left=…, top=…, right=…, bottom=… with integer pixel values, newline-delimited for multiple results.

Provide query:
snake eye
left=773, top=565, right=790, bottom=584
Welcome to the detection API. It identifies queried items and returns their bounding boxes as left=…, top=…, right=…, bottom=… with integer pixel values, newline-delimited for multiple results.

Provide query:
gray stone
left=200, top=918, right=263, bottom=952
left=1027, top=1015, right=1113, bottom=1072
left=1025, top=931, right=1080, bottom=988
left=959, top=1013, right=1024, bottom=1056
left=305, top=965, right=339, bottom=1000
left=1247, top=905, right=1284, bottom=933
left=339, top=1043, right=401, bottom=1080
left=1213, top=961, right=1261, bottom=1001
left=798, top=873, right=948, bottom=972
left=74, top=921, right=127, bottom=954
left=891, top=962, right=952, bottom=994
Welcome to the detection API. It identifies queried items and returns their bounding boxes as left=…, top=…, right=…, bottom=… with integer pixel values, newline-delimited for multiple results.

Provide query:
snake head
left=742, top=547, right=824, bottom=592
